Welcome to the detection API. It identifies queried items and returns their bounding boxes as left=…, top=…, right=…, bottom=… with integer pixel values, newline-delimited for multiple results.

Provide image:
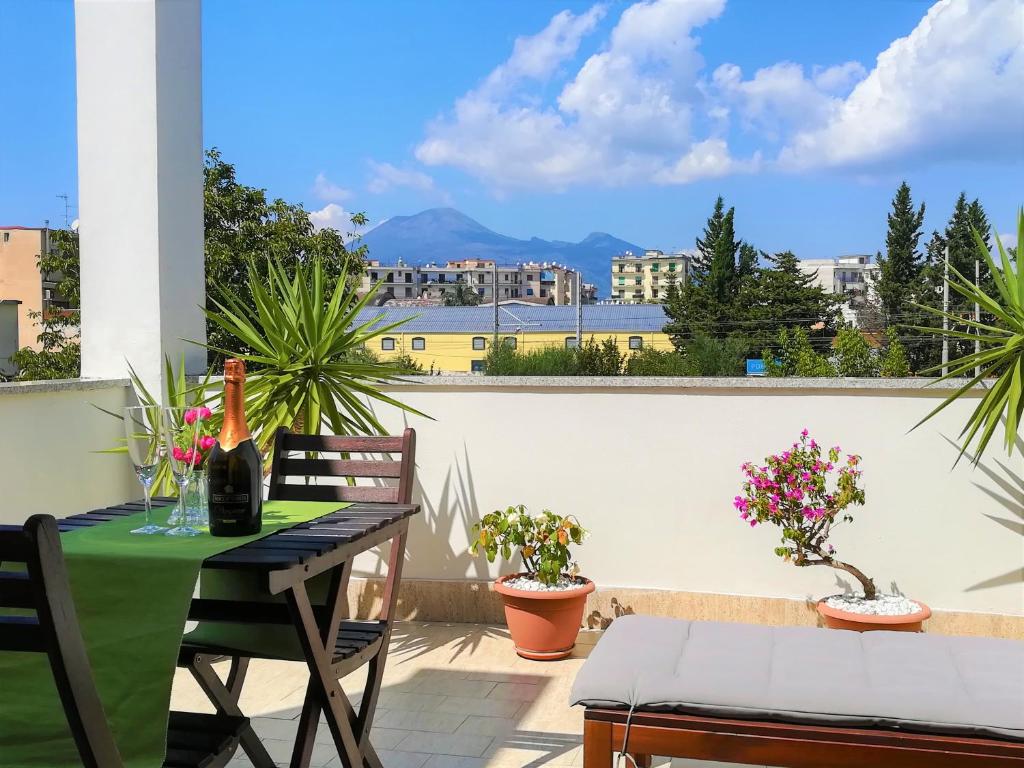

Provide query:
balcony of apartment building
left=1, top=5, right=1020, bottom=768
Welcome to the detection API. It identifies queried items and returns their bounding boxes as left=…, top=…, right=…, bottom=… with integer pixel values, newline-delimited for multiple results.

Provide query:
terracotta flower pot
left=816, top=599, right=932, bottom=632
left=493, top=574, right=596, bottom=660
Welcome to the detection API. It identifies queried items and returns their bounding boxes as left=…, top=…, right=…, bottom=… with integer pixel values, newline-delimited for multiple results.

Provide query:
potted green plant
left=734, top=430, right=931, bottom=631
left=471, top=505, right=593, bottom=660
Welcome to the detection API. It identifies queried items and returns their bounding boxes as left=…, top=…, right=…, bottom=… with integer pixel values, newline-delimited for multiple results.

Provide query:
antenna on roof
left=56, top=193, right=71, bottom=229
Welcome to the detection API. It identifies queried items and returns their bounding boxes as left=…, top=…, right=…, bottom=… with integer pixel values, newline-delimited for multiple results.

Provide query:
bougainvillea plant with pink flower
left=734, top=429, right=876, bottom=599
left=172, top=407, right=216, bottom=468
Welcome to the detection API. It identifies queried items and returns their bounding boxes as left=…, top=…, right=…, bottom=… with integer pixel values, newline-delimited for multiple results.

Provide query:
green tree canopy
left=874, top=181, right=925, bottom=323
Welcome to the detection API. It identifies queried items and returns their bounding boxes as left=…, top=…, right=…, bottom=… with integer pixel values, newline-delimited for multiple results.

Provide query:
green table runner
left=0, top=500, right=348, bottom=768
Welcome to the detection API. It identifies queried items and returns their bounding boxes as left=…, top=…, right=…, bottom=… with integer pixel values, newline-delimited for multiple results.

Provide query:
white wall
left=362, top=378, right=1024, bottom=617
left=0, top=381, right=136, bottom=523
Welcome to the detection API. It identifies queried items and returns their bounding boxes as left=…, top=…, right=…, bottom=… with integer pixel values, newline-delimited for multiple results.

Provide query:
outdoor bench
left=571, top=614, right=1024, bottom=767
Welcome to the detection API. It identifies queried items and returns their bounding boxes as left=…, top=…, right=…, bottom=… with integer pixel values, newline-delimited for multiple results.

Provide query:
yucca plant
left=912, top=209, right=1024, bottom=462
left=96, top=356, right=214, bottom=495
left=194, top=257, right=427, bottom=453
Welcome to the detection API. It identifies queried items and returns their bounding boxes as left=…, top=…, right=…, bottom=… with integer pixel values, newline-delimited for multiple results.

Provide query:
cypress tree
left=874, top=181, right=925, bottom=324
left=708, top=207, right=739, bottom=301
left=692, top=196, right=726, bottom=286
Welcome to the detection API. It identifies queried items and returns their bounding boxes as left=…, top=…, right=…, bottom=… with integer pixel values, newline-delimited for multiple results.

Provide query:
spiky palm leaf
left=910, top=209, right=1024, bottom=462
left=194, top=257, right=428, bottom=454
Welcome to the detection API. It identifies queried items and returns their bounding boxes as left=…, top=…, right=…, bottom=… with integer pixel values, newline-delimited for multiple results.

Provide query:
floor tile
left=393, top=730, right=495, bottom=758
left=375, top=709, right=469, bottom=733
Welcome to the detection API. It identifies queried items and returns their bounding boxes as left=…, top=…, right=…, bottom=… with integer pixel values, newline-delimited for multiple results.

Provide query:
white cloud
left=416, top=0, right=742, bottom=190
left=712, top=60, right=865, bottom=142
left=779, top=0, right=1024, bottom=170
left=312, top=172, right=352, bottom=203
left=366, top=161, right=448, bottom=201
left=412, top=0, right=1022, bottom=191
left=654, top=138, right=760, bottom=184
left=308, top=203, right=352, bottom=232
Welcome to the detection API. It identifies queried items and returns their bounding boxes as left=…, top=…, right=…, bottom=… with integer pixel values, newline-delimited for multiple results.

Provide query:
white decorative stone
left=503, top=576, right=583, bottom=592
left=824, top=593, right=921, bottom=616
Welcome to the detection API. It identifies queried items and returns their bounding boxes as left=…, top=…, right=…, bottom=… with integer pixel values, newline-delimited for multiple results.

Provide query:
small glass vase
left=184, top=469, right=209, bottom=528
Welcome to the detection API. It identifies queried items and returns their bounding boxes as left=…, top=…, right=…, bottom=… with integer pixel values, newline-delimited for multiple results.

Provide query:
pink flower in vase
left=172, top=446, right=187, bottom=461
left=200, top=435, right=216, bottom=451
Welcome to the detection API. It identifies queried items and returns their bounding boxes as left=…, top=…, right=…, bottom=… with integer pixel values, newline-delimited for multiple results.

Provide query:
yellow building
left=0, top=226, right=67, bottom=351
left=611, top=249, right=690, bottom=303
left=355, top=303, right=675, bottom=373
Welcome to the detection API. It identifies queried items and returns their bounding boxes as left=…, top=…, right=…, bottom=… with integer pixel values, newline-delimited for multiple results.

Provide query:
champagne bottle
left=208, top=359, right=263, bottom=536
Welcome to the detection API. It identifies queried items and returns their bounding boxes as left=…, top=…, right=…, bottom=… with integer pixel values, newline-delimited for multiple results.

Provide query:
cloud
left=413, top=0, right=1021, bottom=191
left=779, top=0, right=1024, bottom=170
left=312, top=172, right=352, bottom=203
left=416, top=0, right=741, bottom=190
left=308, top=203, right=352, bottom=232
left=654, top=138, right=760, bottom=184
left=367, top=161, right=445, bottom=197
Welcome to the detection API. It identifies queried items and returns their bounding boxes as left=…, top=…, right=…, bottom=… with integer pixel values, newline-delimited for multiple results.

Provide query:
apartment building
left=799, top=255, right=878, bottom=298
left=0, top=226, right=69, bottom=352
left=361, top=259, right=579, bottom=304
left=610, top=249, right=689, bottom=303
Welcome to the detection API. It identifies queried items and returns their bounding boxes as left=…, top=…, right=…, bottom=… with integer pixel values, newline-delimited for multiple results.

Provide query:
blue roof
left=352, top=304, right=669, bottom=334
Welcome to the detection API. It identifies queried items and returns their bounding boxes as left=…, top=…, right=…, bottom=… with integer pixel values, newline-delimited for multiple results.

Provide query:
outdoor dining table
left=0, top=496, right=419, bottom=768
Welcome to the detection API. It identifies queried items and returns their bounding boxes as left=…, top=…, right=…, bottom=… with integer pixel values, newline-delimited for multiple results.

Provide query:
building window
left=411, top=337, right=425, bottom=351
left=668, top=263, right=676, bottom=271
left=650, top=262, right=659, bottom=271
left=635, top=277, right=642, bottom=285
left=618, top=264, right=625, bottom=272
left=405, top=273, right=412, bottom=283
left=526, top=274, right=534, bottom=281
left=472, top=337, right=486, bottom=350
left=628, top=336, right=643, bottom=350
left=565, top=337, right=578, bottom=349
left=471, top=360, right=485, bottom=373
left=652, top=289, right=659, bottom=298
left=618, top=277, right=625, bottom=285
left=526, top=288, right=534, bottom=296
left=381, top=337, right=396, bottom=351
left=370, top=271, right=378, bottom=281
left=503, top=337, right=517, bottom=349
left=477, top=288, right=485, bottom=296
left=404, top=287, right=412, bottom=297
left=2, top=232, right=8, bottom=243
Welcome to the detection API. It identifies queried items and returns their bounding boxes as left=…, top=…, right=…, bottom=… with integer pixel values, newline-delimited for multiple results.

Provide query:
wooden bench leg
left=583, top=718, right=614, bottom=768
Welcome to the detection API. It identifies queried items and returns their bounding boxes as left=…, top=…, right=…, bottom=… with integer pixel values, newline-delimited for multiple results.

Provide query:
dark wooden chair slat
left=281, top=433, right=406, bottom=453
left=243, top=539, right=336, bottom=554
left=279, top=458, right=403, bottom=478
left=0, top=571, right=34, bottom=609
left=0, top=531, right=30, bottom=562
left=272, top=483, right=400, bottom=503
left=0, top=616, right=44, bottom=652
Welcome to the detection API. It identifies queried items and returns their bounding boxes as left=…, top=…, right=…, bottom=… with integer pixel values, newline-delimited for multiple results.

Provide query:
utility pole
left=975, top=257, right=981, bottom=378
left=492, top=262, right=499, bottom=349
left=941, top=245, right=949, bottom=377
left=575, top=270, right=583, bottom=347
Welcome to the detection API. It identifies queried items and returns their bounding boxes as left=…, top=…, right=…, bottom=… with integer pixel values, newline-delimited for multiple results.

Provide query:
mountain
left=359, top=208, right=644, bottom=293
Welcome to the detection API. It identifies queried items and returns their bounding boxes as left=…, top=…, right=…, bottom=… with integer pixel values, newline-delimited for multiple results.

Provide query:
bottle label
left=211, top=492, right=250, bottom=504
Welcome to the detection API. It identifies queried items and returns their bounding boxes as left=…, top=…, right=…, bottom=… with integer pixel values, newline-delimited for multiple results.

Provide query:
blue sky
left=1, top=0, right=1021, bottom=258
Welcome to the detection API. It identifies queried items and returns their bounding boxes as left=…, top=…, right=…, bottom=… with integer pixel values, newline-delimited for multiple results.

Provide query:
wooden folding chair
left=0, top=515, right=247, bottom=768
left=179, top=427, right=416, bottom=768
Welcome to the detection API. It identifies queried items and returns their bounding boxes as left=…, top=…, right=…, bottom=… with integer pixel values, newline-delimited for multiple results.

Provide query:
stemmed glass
left=163, top=407, right=203, bottom=537
left=124, top=406, right=167, bottom=535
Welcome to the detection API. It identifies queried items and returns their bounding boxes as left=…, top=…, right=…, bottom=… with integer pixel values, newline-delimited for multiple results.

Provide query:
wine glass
left=163, top=407, right=203, bottom=537
left=124, top=406, right=167, bottom=535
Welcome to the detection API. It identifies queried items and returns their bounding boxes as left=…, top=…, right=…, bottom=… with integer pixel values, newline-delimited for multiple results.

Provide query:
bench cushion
left=570, top=615, right=1024, bottom=742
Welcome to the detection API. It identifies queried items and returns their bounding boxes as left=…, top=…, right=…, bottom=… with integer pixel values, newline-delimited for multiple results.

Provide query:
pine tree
left=879, top=328, right=910, bottom=377
left=708, top=207, right=739, bottom=301
left=692, top=196, right=726, bottom=286
left=737, top=242, right=758, bottom=280
left=740, top=250, right=841, bottom=350
left=874, top=181, right=925, bottom=324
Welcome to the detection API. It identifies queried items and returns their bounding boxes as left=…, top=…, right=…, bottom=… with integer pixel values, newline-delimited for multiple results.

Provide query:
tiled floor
left=169, top=622, right=757, bottom=768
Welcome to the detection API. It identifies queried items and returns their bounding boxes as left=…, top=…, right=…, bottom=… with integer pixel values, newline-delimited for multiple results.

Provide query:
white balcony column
left=75, top=0, right=206, bottom=392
